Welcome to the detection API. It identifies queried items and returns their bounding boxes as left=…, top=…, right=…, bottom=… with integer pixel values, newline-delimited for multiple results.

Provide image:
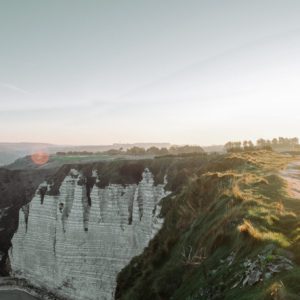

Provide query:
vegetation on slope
left=116, top=151, right=300, bottom=300
left=46, top=153, right=210, bottom=195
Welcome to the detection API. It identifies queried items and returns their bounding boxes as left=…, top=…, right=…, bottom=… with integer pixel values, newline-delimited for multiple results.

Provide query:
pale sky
left=1, top=0, right=300, bottom=145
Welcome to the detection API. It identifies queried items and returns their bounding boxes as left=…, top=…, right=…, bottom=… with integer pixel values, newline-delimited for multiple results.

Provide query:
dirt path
left=280, top=159, right=300, bottom=198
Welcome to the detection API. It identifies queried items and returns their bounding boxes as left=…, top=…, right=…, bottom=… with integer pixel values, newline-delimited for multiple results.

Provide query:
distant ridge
left=0, top=142, right=171, bottom=166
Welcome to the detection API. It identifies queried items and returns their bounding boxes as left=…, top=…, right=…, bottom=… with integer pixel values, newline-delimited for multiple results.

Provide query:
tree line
left=225, top=137, right=299, bottom=152
left=56, top=145, right=205, bottom=157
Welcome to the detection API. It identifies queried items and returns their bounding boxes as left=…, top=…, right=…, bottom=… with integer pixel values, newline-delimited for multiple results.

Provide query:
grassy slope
left=116, top=151, right=300, bottom=300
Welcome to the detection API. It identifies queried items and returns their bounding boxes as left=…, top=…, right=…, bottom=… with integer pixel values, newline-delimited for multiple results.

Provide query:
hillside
left=0, top=153, right=209, bottom=278
left=0, top=143, right=54, bottom=166
left=116, top=151, right=300, bottom=300
left=1, top=153, right=212, bottom=299
left=2, top=150, right=300, bottom=299
left=0, top=143, right=172, bottom=167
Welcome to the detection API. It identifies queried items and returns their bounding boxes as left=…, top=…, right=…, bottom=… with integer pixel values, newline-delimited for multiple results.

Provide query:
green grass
left=116, top=151, right=300, bottom=300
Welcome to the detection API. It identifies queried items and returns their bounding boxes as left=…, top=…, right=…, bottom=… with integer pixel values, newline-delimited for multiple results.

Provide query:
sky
left=1, top=0, right=300, bottom=146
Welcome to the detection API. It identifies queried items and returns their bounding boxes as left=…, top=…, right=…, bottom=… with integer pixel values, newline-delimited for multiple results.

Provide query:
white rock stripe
left=9, top=168, right=170, bottom=300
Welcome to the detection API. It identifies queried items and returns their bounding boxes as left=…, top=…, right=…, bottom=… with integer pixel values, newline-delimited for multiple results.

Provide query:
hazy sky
left=1, top=0, right=300, bottom=145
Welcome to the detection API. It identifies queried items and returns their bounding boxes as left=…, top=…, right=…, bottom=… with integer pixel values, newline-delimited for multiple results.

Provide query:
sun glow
left=31, top=151, right=49, bottom=165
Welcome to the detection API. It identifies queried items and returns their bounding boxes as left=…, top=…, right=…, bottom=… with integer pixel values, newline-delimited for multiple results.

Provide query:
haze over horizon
left=1, top=0, right=300, bottom=145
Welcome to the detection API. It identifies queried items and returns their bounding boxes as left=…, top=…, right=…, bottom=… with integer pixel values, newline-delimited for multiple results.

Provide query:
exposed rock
left=232, top=249, right=294, bottom=288
left=0, top=168, right=54, bottom=275
left=220, top=251, right=236, bottom=266
left=10, top=168, right=169, bottom=300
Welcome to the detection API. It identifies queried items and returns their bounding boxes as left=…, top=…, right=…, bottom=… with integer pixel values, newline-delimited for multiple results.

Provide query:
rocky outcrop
left=0, top=168, right=54, bottom=276
left=10, top=168, right=169, bottom=300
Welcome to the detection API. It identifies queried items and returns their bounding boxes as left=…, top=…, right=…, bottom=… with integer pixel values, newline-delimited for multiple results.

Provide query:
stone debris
left=220, top=251, right=236, bottom=266
left=188, top=246, right=294, bottom=300
left=232, top=248, right=293, bottom=288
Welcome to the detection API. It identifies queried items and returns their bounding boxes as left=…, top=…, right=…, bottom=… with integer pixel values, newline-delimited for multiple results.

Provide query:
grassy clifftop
left=116, top=151, right=300, bottom=300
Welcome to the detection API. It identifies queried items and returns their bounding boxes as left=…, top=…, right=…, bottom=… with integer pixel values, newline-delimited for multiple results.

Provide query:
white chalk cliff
left=10, top=168, right=169, bottom=300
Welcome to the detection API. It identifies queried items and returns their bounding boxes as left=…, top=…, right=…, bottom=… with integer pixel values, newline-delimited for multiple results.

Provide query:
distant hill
left=0, top=142, right=171, bottom=166
left=0, top=142, right=225, bottom=167
left=0, top=143, right=54, bottom=166
left=53, top=143, right=171, bottom=153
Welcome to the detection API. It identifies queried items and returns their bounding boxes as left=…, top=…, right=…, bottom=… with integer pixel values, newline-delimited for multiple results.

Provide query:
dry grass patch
left=238, top=219, right=290, bottom=247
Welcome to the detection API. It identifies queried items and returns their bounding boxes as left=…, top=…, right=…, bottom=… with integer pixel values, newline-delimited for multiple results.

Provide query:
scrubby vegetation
left=47, top=153, right=210, bottom=195
left=116, top=151, right=300, bottom=300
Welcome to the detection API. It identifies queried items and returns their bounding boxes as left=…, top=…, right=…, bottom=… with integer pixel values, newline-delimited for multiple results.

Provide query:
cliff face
left=0, top=168, right=55, bottom=275
left=10, top=168, right=169, bottom=300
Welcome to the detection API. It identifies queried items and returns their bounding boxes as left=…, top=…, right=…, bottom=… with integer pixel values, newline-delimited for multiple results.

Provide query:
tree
left=159, top=148, right=169, bottom=155
left=126, top=147, right=146, bottom=155
left=248, top=141, right=254, bottom=149
left=257, top=139, right=266, bottom=148
left=146, top=147, right=161, bottom=155
left=235, top=142, right=242, bottom=149
left=56, top=152, right=66, bottom=156
left=169, top=145, right=204, bottom=155
left=104, top=149, right=123, bottom=155
left=225, top=141, right=243, bottom=152
left=266, top=140, right=271, bottom=146
left=225, top=142, right=233, bottom=152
